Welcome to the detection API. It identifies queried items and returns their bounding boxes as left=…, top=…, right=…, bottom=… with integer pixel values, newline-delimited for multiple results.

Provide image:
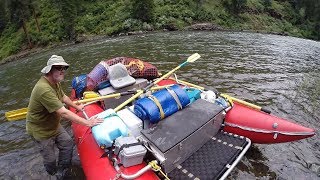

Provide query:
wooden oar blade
left=5, top=108, right=28, bottom=121
left=187, top=53, right=201, bottom=63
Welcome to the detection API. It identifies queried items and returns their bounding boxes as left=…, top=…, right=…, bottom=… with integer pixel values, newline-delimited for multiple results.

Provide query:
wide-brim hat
left=109, top=63, right=136, bottom=89
left=41, top=55, right=69, bottom=74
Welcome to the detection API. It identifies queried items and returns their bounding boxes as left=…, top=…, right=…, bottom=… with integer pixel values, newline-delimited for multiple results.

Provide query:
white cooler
left=117, top=107, right=143, bottom=137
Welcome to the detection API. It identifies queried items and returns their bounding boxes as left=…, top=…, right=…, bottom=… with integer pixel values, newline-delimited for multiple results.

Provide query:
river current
left=0, top=31, right=319, bottom=179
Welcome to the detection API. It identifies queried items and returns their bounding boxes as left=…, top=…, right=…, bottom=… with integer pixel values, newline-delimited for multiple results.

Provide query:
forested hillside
left=0, top=0, right=319, bottom=60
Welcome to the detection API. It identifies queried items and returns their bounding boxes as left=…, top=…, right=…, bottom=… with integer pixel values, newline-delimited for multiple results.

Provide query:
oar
left=4, top=91, right=138, bottom=121
left=174, top=78, right=271, bottom=114
left=5, top=85, right=177, bottom=121
left=114, top=53, right=201, bottom=112
left=81, top=85, right=174, bottom=101
left=6, top=53, right=200, bottom=120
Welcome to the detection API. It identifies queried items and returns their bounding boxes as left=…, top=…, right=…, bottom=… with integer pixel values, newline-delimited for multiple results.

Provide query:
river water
left=0, top=31, right=319, bottom=179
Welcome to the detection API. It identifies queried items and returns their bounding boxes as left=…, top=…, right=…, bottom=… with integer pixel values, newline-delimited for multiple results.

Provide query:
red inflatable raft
left=69, top=79, right=315, bottom=179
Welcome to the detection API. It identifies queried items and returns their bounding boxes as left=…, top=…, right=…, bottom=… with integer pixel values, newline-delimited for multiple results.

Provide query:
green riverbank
left=1, top=0, right=319, bottom=62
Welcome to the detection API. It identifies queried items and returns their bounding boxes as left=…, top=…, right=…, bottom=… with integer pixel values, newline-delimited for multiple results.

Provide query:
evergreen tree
left=29, top=0, right=41, bottom=32
left=6, top=0, right=33, bottom=48
left=289, top=0, right=320, bottom=39
left=49, top=0, right=78, bottom=40
left=223, top=0, right=247, bottom=15
left=263, top=0, right=272, bottom=9
left=0, top=0, right=7, bottom=33
left=131, top=0, right=154, bottom=22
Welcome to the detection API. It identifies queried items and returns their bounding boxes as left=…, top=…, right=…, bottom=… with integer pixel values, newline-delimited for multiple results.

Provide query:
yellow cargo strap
left=149, top=160, right=170, bottom=180
left=166, top=87, right=182, bottom=110
left=148, top=95, right=165, bottom=119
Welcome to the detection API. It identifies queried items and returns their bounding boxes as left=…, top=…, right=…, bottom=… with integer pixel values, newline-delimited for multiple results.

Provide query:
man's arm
left=56, top=106, right=103, bottom=127
left=62, top=94, right=84, bottom=112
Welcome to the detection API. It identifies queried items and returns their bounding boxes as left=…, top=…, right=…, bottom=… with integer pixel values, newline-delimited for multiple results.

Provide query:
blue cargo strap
left=148, top=95, right=165, bottom=119
left=166, top=87, right=182, bottom=110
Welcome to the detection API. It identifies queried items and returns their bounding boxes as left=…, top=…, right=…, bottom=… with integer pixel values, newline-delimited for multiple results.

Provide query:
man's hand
left=87, top=116, right=104, bottom=127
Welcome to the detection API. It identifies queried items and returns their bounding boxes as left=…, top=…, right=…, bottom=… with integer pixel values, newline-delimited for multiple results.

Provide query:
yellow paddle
left=4, top=92, right=133, bottom=121
left=5, top=108, right=29, bottom=121
left=114, top=53, right=201, bottom=112
left=174, top=78, right=271, bottom=114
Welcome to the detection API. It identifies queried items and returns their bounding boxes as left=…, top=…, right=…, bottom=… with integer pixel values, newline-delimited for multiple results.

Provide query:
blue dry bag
left=134, top=85, right=190, bottom=123
left=71, top=74, right=87, bottom=98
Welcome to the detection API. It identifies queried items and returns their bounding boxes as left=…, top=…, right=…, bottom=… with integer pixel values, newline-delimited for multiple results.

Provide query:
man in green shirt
left=26, top=55, right=103, bottom=178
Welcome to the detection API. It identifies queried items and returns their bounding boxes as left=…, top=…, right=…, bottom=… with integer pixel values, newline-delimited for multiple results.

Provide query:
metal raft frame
left=138, top=99, right=251, bottom=180
left=168, top=130, right=251, bottom=180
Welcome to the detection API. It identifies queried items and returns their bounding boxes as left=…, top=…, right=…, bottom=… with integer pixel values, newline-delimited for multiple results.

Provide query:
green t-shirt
left=26, top=76, right=65, bottom=140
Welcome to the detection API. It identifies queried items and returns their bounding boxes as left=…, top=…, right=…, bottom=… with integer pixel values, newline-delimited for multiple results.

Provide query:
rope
left=149, top=161, right=170, bottom=180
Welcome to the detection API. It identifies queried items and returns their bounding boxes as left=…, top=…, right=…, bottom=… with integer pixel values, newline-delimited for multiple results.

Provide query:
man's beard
left=53, top=74, right=64, bottom=83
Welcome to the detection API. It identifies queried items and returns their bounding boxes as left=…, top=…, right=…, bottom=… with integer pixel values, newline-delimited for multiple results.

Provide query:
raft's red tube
left=70, top=102, right=159, bottom=180
left=224, top=102, right=315, bottom=144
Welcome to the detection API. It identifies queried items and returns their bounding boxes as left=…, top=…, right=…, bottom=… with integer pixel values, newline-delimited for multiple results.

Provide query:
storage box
left=140, top=99, right=225, bottom=172
left=98, top=78, right=148, bottom=109
left=114, top=136, right=147, bottom=167
left=117, top=107, right=143, bottom=138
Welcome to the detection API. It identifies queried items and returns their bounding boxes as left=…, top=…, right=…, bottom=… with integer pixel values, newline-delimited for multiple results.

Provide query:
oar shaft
left=175, top=79, right=205, bottom=90
left=151, top=85, right=173, bottom=90
left=220, top=94, right=267, bottom=111
left=154, top=66, right=182, bottom=85
left=220, top=94, right=257, bottom=108
left=75, top=92, right=129, bottom=104
left=176, top=79, right=271, bottom=114
left=114, top=90, right=143, bottom=112
left=5, top=85, right=174, bottom=121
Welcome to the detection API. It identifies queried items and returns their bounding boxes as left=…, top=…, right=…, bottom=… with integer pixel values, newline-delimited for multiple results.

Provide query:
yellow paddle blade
left=5, top=108, right=28, bottom=121
left=187, top=53, right=201, bottom=63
